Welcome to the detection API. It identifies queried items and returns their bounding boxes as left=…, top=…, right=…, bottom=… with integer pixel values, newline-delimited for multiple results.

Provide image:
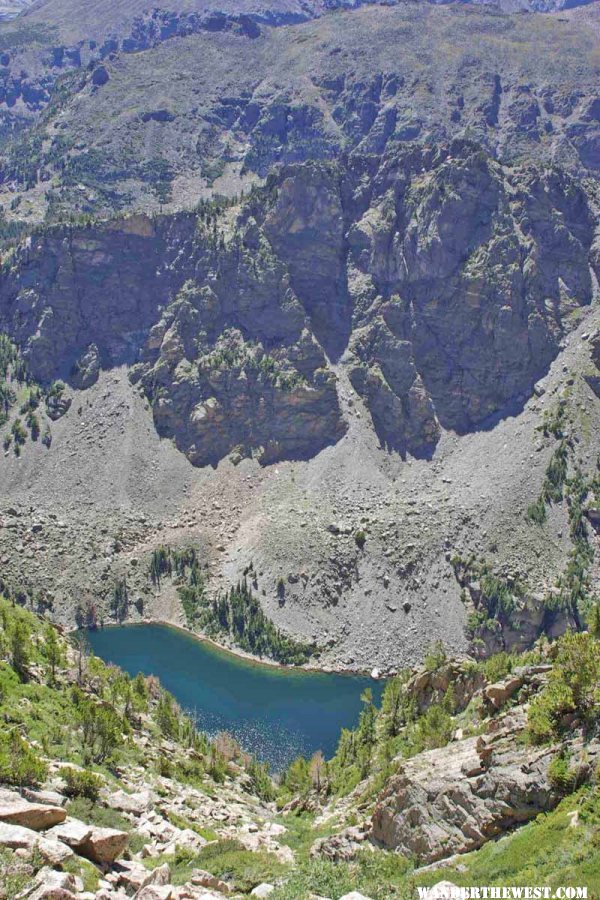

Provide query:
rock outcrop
left=371, top=706, right=599, bottom=863
left=2, top=0, right=600, bottom=227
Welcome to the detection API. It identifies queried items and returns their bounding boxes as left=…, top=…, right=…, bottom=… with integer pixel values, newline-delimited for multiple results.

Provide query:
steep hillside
left=1, top=1, right=599, bottom=226
left=0, top=141, right=599, bottom=669
left=0, top=0, right=598, bottom=671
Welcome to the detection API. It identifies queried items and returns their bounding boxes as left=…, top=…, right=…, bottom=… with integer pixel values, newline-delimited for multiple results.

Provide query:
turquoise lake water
left=86, top=623, right=383, bottom=771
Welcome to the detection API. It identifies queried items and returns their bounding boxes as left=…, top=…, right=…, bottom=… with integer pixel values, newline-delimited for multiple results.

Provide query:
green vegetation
left=526, top=495, right=547, bottom=525
left=211, top=578, right=315, bottom=665
left=0, top=594, right=263, bottom=795
left=407, top=786, right=600, bottom=900
left=527, top=631, right=600, bottom=744
left=0, top=846, right=40, bottom=899
left=63, top=766, right=104, bottom=801
left=0, top=587, right=599, bottom=897
left=149, top=545, right=207, bottom=627
left=197, top=329, right=307, bottom=393
left=110, top=578, right=129, bottom=622
left=527, top=399, right=571, bottom=524
left=280, top=667, right=458, bottom=802
left=0, top=23, right=56, bottom=52
left=149, top=548, right=314, bottom=664
left=354, top=530, right=367, bottom=549
left=548, top=752, right=577, bottom=794
left=452, top=555, right=526, bottom=644
left=150, top=545, right=200, bottom=584
left=0, top=728, right=48, bottom=787
left=144, top=840, right=286, bottom=892
left=273, top=782, right=600, bottom=898
left=0, top=333, right=55, bottom=454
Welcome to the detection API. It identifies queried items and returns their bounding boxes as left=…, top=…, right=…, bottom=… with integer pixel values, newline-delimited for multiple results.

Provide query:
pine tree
left=42, top=623, right=63, bottom=684
left=589, top=601, right=600, bottom=639
left=10, top=620, right=30, bottom=680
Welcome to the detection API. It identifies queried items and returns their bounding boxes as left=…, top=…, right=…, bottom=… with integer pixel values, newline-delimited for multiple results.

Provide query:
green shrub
left=63, top=766, right=103, bottom=801
left=527, top=497, right=547, bottom=524
left=10, top=619, right=30, bottom=679
left=528, top=631, right=600, bottom=743
left=424, top=640, right=447, bottom=672
left=0, top=730, right=48, bottom=786
left=194, top=839, right=285, bottom=893
left=67, top=797, right=130, bottom=833
left=528, top=680, right=575, bottom=744
left=354, top=530, right=367, bottom=549
left=403, top=703, right=454, bottom=756
left=482, top=652, right=514, bottom=683
left=548, top=753, right=576, bottom=794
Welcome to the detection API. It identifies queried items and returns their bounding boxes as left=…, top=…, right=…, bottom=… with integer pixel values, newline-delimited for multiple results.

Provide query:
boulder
left=250, top=886, right=275, bottom=898
left=0, top=820, right=74, bottom=865
left=484, top=676, right=523, bottom=709
left=37, top=835, right=75, bottom=865
left=27, top=888, right=77, bottom=900
left=372, top=715, right=600, bottom=864
left=108, top=789, right=156, bottom=816
left=0, top=820, right=39, bottom=851
left=46, top=817, right=92, bottom=848
left=0, top=798, right=67, bottom=830
left=22, top=788, right=67, bottom=807
left=311, top=823, right=370, bottom=862
left=116, top=860, right=170, bottom=892
left=134, top=886, right=174, bottom=900
left=191, top=869, right=232, bottom=893
left=28, top=868, right=78, bottom=900
left=79, top=825, right=129, bottom=864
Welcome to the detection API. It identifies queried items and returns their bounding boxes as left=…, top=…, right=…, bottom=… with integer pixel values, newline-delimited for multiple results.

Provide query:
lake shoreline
left=71, top=617, right=385, bottom=680
left=83, top=622, right=386, bottom=770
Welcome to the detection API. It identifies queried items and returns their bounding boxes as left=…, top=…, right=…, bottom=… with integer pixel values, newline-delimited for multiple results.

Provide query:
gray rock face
left=1, top=143, right=596, bottom=467
left=71, top=343, right=101, bottom=389
left=371, top=707, right=599, bottom=863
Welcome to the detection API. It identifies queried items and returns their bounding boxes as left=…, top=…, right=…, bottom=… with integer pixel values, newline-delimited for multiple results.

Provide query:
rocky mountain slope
left=0, top=134, right=599, bottom=668
left=1, top=0, right=600, bottom=226
left=0, top=0, right=599, bottom=670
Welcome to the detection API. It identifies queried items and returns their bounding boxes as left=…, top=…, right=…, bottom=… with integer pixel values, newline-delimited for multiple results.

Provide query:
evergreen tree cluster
left=211, top=578, right=314, bottom=665
left=150, top=545, right=200, bottom=585
left=0, top=332, right=56, bottom=455
left=110, top=579, right=129, bottom=623
left=149, top=545, right=207, bottom=628
left=149, top=549, right=313, bottom=664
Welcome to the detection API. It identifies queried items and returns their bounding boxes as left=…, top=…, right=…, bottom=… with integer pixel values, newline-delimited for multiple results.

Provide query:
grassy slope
left=269, top=788, right=600, bottom=899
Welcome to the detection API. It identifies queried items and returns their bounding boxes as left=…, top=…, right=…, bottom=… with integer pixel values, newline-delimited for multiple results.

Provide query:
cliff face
left=1, top=142, right=597, bottom=466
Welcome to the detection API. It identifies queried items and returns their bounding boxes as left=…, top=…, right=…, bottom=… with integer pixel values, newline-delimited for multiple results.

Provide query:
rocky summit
left=0, top=0, right=599, bottom=896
